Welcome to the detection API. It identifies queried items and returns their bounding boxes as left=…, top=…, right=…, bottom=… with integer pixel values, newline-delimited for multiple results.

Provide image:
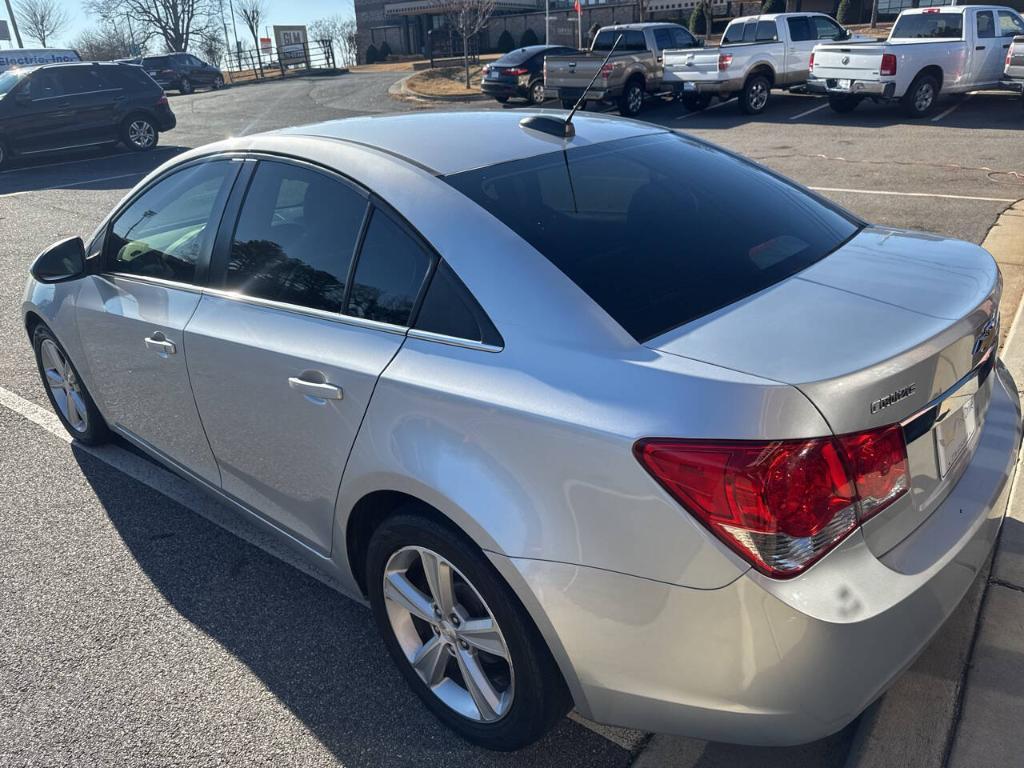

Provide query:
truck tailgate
left=812, top=43, right=886, bottom=80
left=1008, top=36, right=1024, bottom=80
left=544, top=56, right=604, bottom=88
left=663, top=47, right=721, bottom=83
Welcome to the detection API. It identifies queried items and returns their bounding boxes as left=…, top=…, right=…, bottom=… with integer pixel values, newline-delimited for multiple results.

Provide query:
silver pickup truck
left=1005, top=34, right=1024, bottom=105
left=544, top=23, right=700, bottom=116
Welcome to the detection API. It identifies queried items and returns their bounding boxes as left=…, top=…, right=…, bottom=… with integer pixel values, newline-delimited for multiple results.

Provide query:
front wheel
left=618, top=79, right=644, bottom=116
left=367, top=512, right=571, bottom=750
left=179, top=77, right=193, bottom=95
left=121, top=115, right=159, bottom=151
left=740, top=74, right=771, bottom=115
left=32, top=324, right=110, bottom=445
left=901, top=74, right=939, bottom=118
left=212, top=75, right=224, bottom=90
left=828, top=94, right=862, bottom=113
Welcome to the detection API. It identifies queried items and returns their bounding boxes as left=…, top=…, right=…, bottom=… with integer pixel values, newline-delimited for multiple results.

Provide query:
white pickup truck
left=1004, top=34, right=1024, bottom=106
left=808, top=5, right=1024, bottom=116
left=662, top=13, right=860, bottom=114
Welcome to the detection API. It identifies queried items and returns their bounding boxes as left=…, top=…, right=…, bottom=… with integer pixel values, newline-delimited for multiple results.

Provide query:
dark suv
left=137, top=53, right=224, bottom=94
left=0, top=62, right=176, bottom=170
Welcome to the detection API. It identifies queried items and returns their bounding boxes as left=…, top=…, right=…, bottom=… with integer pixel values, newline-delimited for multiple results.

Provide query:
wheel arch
left=746, top=64, right=775, bottom=87
left=914, top=64, right=944, bottom=91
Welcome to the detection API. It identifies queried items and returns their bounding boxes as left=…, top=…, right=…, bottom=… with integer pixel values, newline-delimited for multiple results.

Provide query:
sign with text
left=273, top=25, right=309, bottom=65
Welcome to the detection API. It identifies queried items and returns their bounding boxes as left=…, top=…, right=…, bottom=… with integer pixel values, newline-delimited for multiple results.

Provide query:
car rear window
left=891, top=13, right=963, bottom=39
left=496, top=48, right=540, bottom=66
left=444, top=133, right=859, bottom=343
left=142, top=56, right=171, bottom=68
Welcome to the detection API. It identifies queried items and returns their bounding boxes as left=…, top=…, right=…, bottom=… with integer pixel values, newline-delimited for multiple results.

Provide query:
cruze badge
left=973, top=316, right=997, bottom=356
left=871, top=384, right=916, bottom=414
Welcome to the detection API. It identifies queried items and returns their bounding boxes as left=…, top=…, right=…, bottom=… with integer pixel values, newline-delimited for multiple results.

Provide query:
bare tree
left=870, top=0, right=879, bottom=29
left=236, top=0, right=268, bottom=68
left=15, top=0, right=69, bottom=47
left=309, top=16, right=358, bottom=68
left=73, top=20, right=140, bottom=60
left=442, top=0, right=496, bottom=88
left=87, top=0, right=212, bottom=53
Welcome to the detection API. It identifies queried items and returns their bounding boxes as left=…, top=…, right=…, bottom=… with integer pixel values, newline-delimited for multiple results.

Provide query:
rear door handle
left=288, top=376, right=343, bottom=401
left=144, top=331, right=176, bottom=356
left=976, top=45, right=987, bottom=50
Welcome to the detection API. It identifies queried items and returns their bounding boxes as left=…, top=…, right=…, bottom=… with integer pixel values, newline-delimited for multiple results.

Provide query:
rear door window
left=56, top=67, right=113, bottom=95
left=445, top=133, right=859, bottom=342
left=225, top=161, right=368, bottom=312
left=786, top=17, right=814, bottom=42
left=742, top=22, right=757, bottom=43
left=977, top=11, right=996, bottom=38
left=755, top=21, right=779, bottom=42
left=346, top=208, right=433, bottom=326
left=722, top=22, right=745, bottom=44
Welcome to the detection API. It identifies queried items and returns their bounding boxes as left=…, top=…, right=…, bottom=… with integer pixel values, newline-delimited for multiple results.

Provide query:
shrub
left=497, top=30, right=516, bottom=53
left=365, top=44, right=378, bottom=64
left=836, top=0, right=854, bottom=24
left=761, top=0, right=785, bottom=12
left=689, top=4, right=708, bottom=35
left=379, top=41, right=391, bottom=60
left=520, top=28, right=539, bottom=47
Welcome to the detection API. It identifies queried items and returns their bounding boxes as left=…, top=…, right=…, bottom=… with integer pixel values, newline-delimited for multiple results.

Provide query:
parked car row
left=543, top=5, right=1024, bottom=118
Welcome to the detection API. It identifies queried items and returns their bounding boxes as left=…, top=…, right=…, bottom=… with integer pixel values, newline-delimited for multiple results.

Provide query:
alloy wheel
left=915, top=83, right=934, bottom=113
left=40, top=339, right=88, bottom=433
left=382, top=545, right=514, bottom=722
left=531, top=81, right=545, bottom=105
left=628, top=85, right=642, bottom=114
left=128, top=120, right=156, bottom=149
left=749, top=81, right=768, bottom=111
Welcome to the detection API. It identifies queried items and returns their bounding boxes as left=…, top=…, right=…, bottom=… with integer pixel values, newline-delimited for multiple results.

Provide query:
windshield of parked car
left=891, top=13, right=963, bottom=39
left=444, top=132, right=860, bottom=342
left=0, top=69, right=27, bottom=98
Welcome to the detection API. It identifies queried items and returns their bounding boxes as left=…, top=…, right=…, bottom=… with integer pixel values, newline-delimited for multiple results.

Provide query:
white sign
left=0, top=49, right=81, bottom=73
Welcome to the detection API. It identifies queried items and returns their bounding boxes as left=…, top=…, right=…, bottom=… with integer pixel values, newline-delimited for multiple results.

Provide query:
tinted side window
left=977, top=11, right=996, bottom=38
left=108, top=161, right=239, bottom=284
left=653, top=28, right=673, bottom=50
left=891, top=13, right=963, bottom=39
left=999, top=11, right=1024, bottom=36
left=57, top=67, right=112, bottom=95
left=755, top=21, right=779, bottom=42
left=26, top=70, right=62, bottom=98
left=226, top=161, right=367, bottom=312
left=347, top=209, right=432, bottom=326
left=671, top=28, right=696, bottom=48
left=722, top=22, right=745, bottom=44
left=812, top=16, right=844, bottom=40
left=624, top=30, right=647, bottom=51
left=742, top=22, right=757, bottom=43
left=787, top=17, right=814, bottom=42
left=415, top=261, right=501, bottom=345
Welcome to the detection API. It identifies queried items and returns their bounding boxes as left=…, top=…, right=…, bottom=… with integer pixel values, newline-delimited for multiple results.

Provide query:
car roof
left=597, top=22, right=684, bottom=31
left=274, top=111, right=668, bottom=176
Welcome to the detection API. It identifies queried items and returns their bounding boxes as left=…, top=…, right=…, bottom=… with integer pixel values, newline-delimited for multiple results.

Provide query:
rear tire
left=120, top=114, right=159, bottom=151
left=367, top=511, right=571, bottom=751
left=740, top=74, right=771, bottom=115
left=212, top=75, right=224, bottom=90
left=179, top=77, right=193, bottom=95
left=618, top=78, right=644, bottom=116
left=901, top=74, right=939, bottom=118
left=828, top=94, right=862, bottom=113
left=528, top=80, right=546, bottom=105
left=32, top=324, right=110, bottom=446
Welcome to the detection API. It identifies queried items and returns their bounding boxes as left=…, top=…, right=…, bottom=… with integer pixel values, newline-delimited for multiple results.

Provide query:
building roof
left=275, top=110, right=667, bottom=176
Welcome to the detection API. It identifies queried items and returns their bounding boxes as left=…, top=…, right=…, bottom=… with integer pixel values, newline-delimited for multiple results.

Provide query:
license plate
left=936, top=396, right=978, bottom=478
left=683, top=82, right=697, bottom=92
left=837, top=78, right=852, bottom=91
left=487, top=71, right=500, bottom=80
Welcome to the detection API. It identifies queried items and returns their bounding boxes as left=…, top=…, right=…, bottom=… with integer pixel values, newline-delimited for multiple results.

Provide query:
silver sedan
left=22, top=111, right=1022, bottom=750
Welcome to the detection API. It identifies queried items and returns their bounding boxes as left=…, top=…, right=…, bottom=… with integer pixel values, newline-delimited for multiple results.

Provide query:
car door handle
left=144, top=333, right=176, bottom=356
left=976, top=45, right=987, bottom=50
left=288, top=376, right=343, bottom=401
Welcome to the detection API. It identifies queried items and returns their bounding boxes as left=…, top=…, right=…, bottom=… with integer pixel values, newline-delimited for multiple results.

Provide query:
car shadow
left=0, top=146, right=186, bottom=195
left=70, top=443, right=633, bottom=768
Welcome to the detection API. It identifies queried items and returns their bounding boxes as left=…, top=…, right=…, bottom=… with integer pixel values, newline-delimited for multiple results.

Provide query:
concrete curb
left=388, top=72, right=489, bottom=103
left=843, top=198, right=1024, bottom=768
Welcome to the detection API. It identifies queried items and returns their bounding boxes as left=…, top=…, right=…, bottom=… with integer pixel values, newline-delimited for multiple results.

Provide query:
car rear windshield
left=496, top=47, right=540, bottom=66
left=142, top=56, right=172, bottom=68
left=891, top=13, right=963, bottom=39
left=444, top=133, right=859, bottom=342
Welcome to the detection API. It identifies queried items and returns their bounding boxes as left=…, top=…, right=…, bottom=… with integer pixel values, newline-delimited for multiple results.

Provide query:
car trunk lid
left=647, top=227, right=1000, bottom=557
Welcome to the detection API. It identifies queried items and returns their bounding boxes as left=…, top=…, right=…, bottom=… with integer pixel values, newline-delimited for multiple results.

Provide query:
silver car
left=23, top=111, right=1022, bottom=750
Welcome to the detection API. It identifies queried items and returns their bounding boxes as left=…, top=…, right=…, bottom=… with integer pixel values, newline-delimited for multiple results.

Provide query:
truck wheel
left=828, top=94, right=862, bottom=114
left=618, top=79, right=644, bottom=117
left=681, top=93, right=712, bottom=111
left=740, top=74, right=771, bottom=115
left=901, top=74, right=939, bottom=118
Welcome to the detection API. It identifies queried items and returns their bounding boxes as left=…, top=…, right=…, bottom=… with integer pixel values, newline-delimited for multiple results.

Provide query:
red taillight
left=634, top=426, right=909, bottom=578
left=880, top=53, right=897, bottom=77
left=837, top=425, right=909, bottom=522
left=923, top=6, right=939, bottom=12
left=599, top=62, right=614, bottom=78
left=809, top=52, right=815, bottom=71
left=482, top=64, right=491, bottom=75
left=505, top=66, right=529, bottom=76
left=718, top=53, right=732, bottom=71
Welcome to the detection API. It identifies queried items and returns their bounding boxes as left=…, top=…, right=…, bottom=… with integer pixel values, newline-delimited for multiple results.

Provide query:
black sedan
left=481, top=45, right=577, bottom=105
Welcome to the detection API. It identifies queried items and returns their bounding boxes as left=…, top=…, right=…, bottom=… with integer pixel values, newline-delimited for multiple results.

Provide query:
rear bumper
left=480, top=81, right=526, bottom=98
left=555, top=85, right=617, bottom=102
left=807, top=76, right=895, bottom=98
left=154, top=105, right=176, bottom=131
left=1000, top=78, right=1023, bottom=94
left=493, top=362, right=1021, bottom=745
left=668, top=77, right=742, bottom=95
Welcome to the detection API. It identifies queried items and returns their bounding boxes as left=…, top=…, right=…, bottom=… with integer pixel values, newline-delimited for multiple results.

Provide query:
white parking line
left=0, top=172, right=146, bottom=199
left=931, top=94, right=974, bottom=123
left=790, top=102, right=829, bottom=121
left=809, top=186, right=1019, bottom=204
left=675, top=99, right=733, bottom=120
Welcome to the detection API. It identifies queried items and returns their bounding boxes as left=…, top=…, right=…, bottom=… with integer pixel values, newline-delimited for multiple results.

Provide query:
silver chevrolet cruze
left=23, top=111, right=1022, bottom=750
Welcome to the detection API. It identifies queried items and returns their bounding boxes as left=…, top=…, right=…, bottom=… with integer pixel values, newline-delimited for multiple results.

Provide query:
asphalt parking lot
left=0, top=71, right=1022, bottom=767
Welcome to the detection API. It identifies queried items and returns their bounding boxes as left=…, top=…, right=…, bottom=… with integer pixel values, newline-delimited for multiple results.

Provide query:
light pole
left=545, top=0, right=549, bottom=44
left=3, top=0, right=22, bottom=47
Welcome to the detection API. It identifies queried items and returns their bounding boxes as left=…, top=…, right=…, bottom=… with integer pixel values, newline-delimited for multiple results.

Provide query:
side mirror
left=839, top=28, right=852, bottom=41
left=695, top=38, right=706, bottom=48
left=30, top=237, right=86, bottom=283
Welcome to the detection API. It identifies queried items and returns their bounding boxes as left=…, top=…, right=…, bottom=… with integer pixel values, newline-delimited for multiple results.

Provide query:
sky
left=0, top=0, right=355, bottom=50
